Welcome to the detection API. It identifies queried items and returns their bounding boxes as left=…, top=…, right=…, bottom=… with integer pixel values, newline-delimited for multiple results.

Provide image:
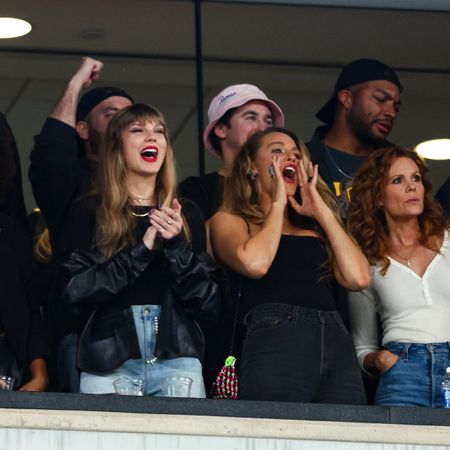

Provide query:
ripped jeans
left=80, top=305, right=205, bottom=397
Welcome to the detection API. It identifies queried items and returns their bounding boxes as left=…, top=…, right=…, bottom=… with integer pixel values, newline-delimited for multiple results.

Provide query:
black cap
left=316, top=59, right=403, bottom=124
left=76, top=86, right=134, bottom=122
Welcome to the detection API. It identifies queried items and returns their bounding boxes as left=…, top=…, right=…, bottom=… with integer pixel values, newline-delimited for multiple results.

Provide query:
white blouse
left=348, top=230, right=450, bottom=371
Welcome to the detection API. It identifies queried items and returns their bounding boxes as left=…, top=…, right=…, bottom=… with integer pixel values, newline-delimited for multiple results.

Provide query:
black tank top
left=241, top=235, right=337, bottom=314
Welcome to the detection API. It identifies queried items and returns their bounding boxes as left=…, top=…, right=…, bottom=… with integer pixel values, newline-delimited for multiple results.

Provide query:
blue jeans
left=240, top=303, right=366, bottom=404
left=375, top=342, right=450, bottom=407
left=80, top=305, right=205, bottom=397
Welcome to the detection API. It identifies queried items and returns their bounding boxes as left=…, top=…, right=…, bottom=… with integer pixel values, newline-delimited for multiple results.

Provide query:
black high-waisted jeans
left=240, top=303, right=366, bottom=404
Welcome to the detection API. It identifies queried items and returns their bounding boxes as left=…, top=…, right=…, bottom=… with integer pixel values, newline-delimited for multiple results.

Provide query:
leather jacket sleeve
left=60, top=241, right=157, bottom=317
left=163, top=237, right=221, bottom=329
left=60, top=236, right=220, bottom=328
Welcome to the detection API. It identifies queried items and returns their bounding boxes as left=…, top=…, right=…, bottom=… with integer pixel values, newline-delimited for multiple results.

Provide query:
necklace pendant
left=406, top=259, right=412, bottom=268
left=137, top=195, right=143, bottom=203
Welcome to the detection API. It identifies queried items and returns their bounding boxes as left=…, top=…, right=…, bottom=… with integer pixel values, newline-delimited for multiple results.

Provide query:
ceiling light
left=0, top=17, right=32, bottom=39
left=415, top=139, right=450, bottom=160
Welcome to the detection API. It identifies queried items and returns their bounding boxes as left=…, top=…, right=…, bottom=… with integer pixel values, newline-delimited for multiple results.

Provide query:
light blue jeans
left=80, top=305, right=205, bottom=397
left=375, top=342, right=450, bottom=407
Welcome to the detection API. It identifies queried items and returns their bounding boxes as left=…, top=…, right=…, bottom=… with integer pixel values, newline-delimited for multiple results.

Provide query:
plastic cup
left=0, top=376, right=13, bottom=391
left=113, top=377, right=144, bottom=396
left=163, top=376, right=193, bottom=397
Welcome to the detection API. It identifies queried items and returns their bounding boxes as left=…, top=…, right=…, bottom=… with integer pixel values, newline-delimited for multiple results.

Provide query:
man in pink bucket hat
left=179, top=84, right=284, bottom=221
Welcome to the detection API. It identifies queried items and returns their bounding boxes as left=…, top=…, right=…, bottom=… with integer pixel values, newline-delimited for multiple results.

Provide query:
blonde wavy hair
left=347, top=146, right=448, bottom=275
left=93, top=103, right=180, bottom=258
left=222, top=127, right=342, bottom=270
left=34, top=227, right=52, bottom=262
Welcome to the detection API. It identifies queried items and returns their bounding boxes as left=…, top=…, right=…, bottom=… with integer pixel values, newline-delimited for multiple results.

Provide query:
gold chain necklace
left=130, top=204, right=155, bottom=218
left=129, top=193, right=154, bottom=217
left=129, top=195, right=152, bottom=204
left=324, top=145, right=354, bottom=181
left=131, top=210, right=150, bottom=218
left=390, top=243, right=419, bottom=268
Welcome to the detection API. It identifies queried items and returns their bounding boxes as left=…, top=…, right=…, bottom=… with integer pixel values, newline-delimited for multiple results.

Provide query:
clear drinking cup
left=0, top=376, right=13, bottom=391
left=113, top=377, right=144, bottom=396
left=163, top=376, right=193, bottom=397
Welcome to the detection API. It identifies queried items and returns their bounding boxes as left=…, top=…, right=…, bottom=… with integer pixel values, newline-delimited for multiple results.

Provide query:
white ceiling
left=0, top=0, right=449, bottom=210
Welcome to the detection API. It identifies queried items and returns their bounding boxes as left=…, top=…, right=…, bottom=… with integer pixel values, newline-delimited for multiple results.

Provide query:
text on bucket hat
left=76, top=86, right=134, bottom=122
left=204, top=84, right=284, bottom=158
left=316, top=59, right=402, bottom=124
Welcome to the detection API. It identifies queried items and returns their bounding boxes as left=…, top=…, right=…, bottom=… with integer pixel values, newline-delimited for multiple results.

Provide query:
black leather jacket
left=59, top=235, right=221, bottom=372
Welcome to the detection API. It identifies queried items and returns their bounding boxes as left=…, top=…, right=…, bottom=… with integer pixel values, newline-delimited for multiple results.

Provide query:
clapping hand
left=143, top=199, right=183, bottom=249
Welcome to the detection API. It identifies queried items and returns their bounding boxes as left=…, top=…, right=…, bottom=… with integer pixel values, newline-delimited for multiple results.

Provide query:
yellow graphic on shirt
left=333, top=182, right=352, bottom=201
left=333, top=181, right=341, bottom=197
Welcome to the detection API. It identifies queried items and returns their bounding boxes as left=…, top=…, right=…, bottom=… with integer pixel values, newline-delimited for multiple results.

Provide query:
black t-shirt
left=323, top=146, right=367, bottom=195
left=323, top=146, right=367, bottom=219
left=178, top=172, right=225, bottom=220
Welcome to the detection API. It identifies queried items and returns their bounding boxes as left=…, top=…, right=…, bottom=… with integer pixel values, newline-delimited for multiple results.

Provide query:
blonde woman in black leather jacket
left=59, top=104, right=220, bottom=397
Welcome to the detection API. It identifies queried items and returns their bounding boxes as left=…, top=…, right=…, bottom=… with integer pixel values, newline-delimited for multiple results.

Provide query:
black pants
left=240, top=303, right=366, bottom=404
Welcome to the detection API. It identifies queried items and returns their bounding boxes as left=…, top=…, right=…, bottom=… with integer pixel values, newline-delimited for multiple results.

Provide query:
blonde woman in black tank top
left=210, top=127, right=370, bottom=404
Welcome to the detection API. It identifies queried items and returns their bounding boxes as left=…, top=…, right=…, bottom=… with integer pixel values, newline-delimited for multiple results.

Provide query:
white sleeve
left=348, top=285, right=379, bottom=374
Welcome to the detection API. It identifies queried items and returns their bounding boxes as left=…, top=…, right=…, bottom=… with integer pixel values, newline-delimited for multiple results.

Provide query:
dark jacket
left=59, top=236, right=221, bottom=373
left=29, top=118, right=96, bottom=253
left=0, top=113, right=28, bottom=229
left=0, top=213, right=50, bottom=371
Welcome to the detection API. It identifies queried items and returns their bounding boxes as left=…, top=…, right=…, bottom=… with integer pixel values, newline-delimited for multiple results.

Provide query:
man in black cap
left=307, top=58, right=402, bottom=216
left=29, top=56, right=133, bottom=251
left=28, top=57, right=133, bottom=393
left=308, top=61, right=402, bottom=395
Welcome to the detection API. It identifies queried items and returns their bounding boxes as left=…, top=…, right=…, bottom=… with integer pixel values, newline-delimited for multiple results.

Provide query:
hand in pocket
left=375, top=349, right=399, bottom=374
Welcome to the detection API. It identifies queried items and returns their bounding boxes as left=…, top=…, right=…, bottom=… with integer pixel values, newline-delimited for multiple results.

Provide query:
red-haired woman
left=348, top=146, right=450, bottom=407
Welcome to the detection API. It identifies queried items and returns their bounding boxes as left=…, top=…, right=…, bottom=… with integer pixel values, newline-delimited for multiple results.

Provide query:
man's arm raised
left=49, top=57, right=103, bottom=127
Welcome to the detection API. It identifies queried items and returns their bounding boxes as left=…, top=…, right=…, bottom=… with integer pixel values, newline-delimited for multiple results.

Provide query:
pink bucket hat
left=204, top=84, right=284, bottom=158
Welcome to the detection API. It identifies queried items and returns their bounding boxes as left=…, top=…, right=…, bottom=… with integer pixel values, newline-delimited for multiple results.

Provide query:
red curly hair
left=347, top=146, right=448, bottom=275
